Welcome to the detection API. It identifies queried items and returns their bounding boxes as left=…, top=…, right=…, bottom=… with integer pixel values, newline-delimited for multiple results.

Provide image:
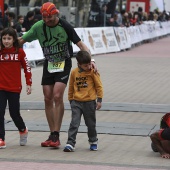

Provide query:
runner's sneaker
left=41, top=135, right=53, bottom=147
left=63, top=144, right=75, bottom=152
left=0, top=139, right=6, bottom=149
left=20, top=127, right=28, bottom=146
left=90, top=144, right=98, bottom=151
left=49, top=135, right=61, bottom=148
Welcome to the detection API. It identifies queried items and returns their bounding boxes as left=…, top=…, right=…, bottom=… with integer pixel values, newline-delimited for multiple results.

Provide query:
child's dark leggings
left=0, top=90, right=26, bottom=140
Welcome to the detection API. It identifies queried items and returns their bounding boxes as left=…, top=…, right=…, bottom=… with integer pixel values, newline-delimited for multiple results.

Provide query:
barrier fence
left=23, top=21, right=170, bottom=67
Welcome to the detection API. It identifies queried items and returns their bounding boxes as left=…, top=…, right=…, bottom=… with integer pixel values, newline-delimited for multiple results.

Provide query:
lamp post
left=16, top=0, right=20, bottom=16
left=119, top=0, right=122, bottom=12
left=163, top=0, right=165, bottom=11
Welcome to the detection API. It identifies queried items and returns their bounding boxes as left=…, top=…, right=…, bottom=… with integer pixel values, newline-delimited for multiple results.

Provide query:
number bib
left=48, top=61, right=65, bottom=73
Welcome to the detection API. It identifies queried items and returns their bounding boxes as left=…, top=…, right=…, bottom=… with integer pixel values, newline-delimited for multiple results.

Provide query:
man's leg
left=42, top=85, right=55, bottom=132
left=41, top=59, right=71, bottom=147
left=41, top=85, right=55, bottom=147
left=52, top=82, right=66, bottom=131
left=45, top=82, right=66, bottom=147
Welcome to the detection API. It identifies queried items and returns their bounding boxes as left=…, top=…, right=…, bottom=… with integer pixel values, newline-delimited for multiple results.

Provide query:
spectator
left=142, top=12, right=148, bottom=21
left=87, top=0, right=100, bottom=27
left=112, top=13, right=120, bottom=27
left=34, top=8, right=42, bottom=23
left=7, top=12, right=16, bottom=28
left=22, top=11, right=35, bottom=31
left=3, top=3, right=9, bottom=28
left=117, top=10, right=126, bottom=26
left=130, top=12, right=139, bottom=26
left=97, top=4, right=107, bottom=26
left=148, top=12, right=154, bottom=21
left=15, top=15, right=26, bottom=37
left=0, top=11, right=2, bottom=28
left=150, top=112, right=170, bottom=159
left=137, top=7, right=143, bottom=24
left=122, top=12, right=130, bottom=27
left=0, top=25, right=4, bottom=49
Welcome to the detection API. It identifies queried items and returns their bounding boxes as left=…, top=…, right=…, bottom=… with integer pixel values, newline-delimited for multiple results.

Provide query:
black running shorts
left=41, top=59, right=72, bottom=85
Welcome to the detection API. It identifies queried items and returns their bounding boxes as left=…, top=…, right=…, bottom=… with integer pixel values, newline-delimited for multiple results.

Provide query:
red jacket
left=0, top=47, right=32, bottom=93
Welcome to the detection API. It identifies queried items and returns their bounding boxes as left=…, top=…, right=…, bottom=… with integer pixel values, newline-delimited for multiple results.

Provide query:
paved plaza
left=1, top=35, right=170, bottom=170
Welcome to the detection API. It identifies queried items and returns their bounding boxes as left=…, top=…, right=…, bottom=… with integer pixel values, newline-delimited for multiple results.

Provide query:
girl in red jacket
left=0, top=27, right=32, bottom=148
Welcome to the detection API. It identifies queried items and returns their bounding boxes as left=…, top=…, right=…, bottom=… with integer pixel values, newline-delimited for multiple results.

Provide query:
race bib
left=48, top=61, right=65, bottom=73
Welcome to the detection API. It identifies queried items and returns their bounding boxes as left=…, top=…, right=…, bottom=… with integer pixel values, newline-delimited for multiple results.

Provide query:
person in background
left=0, top=25, right=4, bottom=49
left=22, top=11, right=35, bottom=31
left=112, top=13, right=120, bottom=27
left=63, top=51, right=103, bottom=152
left=18, top=2, right=97, bottom=149
left=0, top=27, right=32, bottom=148
left=15, top=15, right=26, bottom=37
left=0, top=10, right=3, bottom=28
left=34, top=8, right=42, bottom=23
left=3, top=3, right=9, bottom=28
left=150, top=112, right=170, bottom=159
left=130, top=12, right=139, bottom=26
left=122, top=12, right=130, bottom=27
left=137, top=7, right=144, bottom=24
left=7, top=12, right=16, bottom=28
left=117, top=10, right=126, bottom=27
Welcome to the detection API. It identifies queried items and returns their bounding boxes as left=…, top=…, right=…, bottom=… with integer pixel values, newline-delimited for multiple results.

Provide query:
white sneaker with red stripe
left=19, top=127, right=28, bottom=146
left=0, top=139, right=6, bottom=149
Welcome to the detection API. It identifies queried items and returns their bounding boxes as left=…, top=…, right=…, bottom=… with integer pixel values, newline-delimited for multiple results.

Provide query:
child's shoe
left=63, top=144, right=75, bottom=152
left=20, top=127, right=28, bottom=146
left=90, top=144, right=98, bottom=151
left=0, top=139, right=6, bottom=149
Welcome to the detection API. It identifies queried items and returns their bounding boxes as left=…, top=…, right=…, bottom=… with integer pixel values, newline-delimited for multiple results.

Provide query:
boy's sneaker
left=63, top=144, right=75, bottom=152
left=90, top=144, right=98, bottom=151
left=41, top=135, right=53, bottom=147
left=19, top=127, right=28, bottom=146
left=49, top=135, right=61, bottom=148
left=0, top=139, right=6, bottom=149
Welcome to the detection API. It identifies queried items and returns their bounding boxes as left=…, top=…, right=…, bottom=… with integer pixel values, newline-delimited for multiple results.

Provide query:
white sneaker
left=19, top=127, right=28, bottom=146
left=0, top=139, right=6, bottom=149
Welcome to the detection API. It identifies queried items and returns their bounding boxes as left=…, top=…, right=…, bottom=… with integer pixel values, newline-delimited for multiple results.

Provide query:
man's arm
left=150, top=131, right=170, bottom=159
left=76, top=41, right=90, bottom=53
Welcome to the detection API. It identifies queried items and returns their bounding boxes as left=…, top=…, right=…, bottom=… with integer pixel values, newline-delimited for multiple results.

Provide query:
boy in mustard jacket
left=64, top=51, right=103, bottom=152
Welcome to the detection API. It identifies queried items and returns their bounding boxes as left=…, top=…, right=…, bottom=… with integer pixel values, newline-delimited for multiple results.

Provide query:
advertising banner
left=114, top=27, right=131, bottom=50
left=100, top=27, right=120, bottom=52
left=84, top=27, right=107, bottom=55
left=126, top=0, right=150, bottom=13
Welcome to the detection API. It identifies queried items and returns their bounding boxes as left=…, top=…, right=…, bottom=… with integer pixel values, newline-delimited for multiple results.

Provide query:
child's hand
left=96, top=102, right=102, bottom=110
left=26, top=85, right=31, bottom=95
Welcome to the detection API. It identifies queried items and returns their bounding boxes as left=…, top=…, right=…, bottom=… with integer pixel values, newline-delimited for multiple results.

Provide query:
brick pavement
left=1, top=36, right=170, bottom=170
